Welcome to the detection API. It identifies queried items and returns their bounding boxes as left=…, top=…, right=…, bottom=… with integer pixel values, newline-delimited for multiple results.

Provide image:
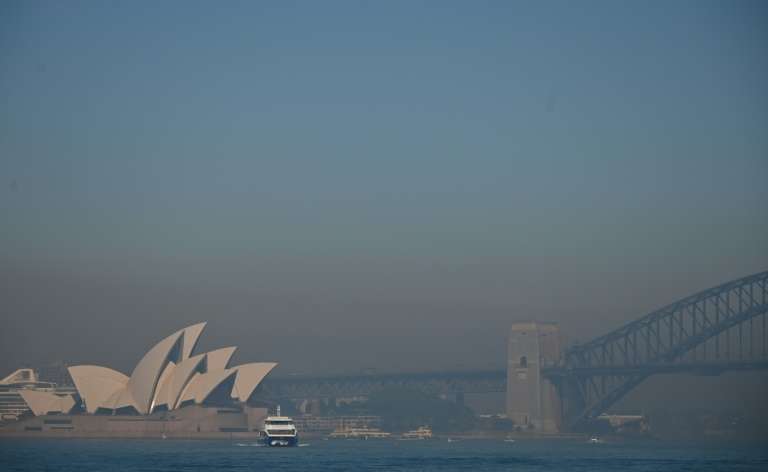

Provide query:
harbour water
left=1, top=438, right=766, bottom=471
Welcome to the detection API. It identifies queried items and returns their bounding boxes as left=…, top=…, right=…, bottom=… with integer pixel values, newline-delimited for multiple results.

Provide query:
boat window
left=519, top=356, right=527, bottom=368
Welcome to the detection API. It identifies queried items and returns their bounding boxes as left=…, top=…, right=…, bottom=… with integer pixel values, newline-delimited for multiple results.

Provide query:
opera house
left=0, top=323, right=277, bottom=438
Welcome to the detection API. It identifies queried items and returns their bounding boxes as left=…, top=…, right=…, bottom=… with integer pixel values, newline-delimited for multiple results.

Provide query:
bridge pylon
left=506, top=321, right=562, bottom=432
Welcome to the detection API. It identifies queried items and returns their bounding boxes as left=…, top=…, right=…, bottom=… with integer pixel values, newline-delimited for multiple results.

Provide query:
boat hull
left=264, top=435, right=299, bottom=447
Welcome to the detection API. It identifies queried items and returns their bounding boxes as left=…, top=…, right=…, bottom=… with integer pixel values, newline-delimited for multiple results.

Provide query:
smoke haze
left=1, top=1, right=767, bottom=379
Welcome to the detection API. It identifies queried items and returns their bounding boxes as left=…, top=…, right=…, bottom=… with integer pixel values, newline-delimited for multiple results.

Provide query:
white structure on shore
left=31, top=322, right=276, bottom=417
left=1, top=369, right=72, bottom=420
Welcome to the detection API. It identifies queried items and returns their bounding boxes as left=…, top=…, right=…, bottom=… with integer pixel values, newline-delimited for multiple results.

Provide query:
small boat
left=399, top=426, right=433, bottom=440
left=589, top=436, right=604, bottom=444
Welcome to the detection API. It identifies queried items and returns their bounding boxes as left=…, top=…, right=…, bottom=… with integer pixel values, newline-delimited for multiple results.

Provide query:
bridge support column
left=506, top=322, right=562, bottom=432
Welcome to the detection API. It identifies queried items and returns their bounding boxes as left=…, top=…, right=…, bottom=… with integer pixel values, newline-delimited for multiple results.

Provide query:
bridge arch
left=544, top=271, right=768, bottom=430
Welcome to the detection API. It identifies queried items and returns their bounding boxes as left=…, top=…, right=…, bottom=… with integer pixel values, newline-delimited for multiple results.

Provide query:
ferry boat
left=399, top=426, right=432, bottom=440
left=262, top=406, right=298, bottom=447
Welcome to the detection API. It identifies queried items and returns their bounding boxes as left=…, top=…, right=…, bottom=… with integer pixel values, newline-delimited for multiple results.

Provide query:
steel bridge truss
left=543, top=271, right=768, bottom=430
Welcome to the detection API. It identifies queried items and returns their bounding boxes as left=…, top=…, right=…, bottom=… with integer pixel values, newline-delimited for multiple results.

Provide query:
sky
left=1, top=1, right=767, bottom=377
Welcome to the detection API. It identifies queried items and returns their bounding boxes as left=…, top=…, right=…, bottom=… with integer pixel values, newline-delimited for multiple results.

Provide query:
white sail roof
left=19, top=390, right=75, bottom=416
left=68, top=365, right=129, bottom=414
left=150, top=361, right=177, bottom=412
left=177, top=369, right=237, bottom=405
left=66, top=322, right=277, bottom=415
left=231, top=362, right=277, bottom=402
left=126, top=322, right=205, bottom=414
left=102, top=387, right=140, bottom=413
left=167, top=354, right=206, bottom=409
left=206, top=346, right=237, bottom=370
left=181, top=322, right=207, bottom=360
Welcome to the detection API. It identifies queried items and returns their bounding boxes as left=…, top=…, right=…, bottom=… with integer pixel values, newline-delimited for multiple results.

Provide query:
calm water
left=1, top=438, right=767, bottom=471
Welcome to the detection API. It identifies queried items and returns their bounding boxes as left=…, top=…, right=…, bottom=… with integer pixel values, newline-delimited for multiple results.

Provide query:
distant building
left=506, top=321, right=561, bottom=432
left=293, top=415, right=382, bottom=434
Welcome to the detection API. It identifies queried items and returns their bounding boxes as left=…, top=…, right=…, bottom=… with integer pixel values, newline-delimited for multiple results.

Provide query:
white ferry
left=262, top=406, right=298, bottom=447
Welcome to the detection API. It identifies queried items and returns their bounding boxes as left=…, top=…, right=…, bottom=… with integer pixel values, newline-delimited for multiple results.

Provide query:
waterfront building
left=0, top=323, right=278, bottom=438
left=328, top=426, right=391, bottom=439
left=293, top=415, right=383, bottom=434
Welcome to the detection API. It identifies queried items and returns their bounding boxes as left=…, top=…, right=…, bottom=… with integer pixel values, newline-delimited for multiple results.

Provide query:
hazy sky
left=1, top=1, right=766, bottom=376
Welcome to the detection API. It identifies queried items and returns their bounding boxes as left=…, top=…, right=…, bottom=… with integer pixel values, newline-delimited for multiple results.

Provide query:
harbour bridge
left=544, top=270, right=768, bottom=430
left=258, top=271, right=768, bottom=430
